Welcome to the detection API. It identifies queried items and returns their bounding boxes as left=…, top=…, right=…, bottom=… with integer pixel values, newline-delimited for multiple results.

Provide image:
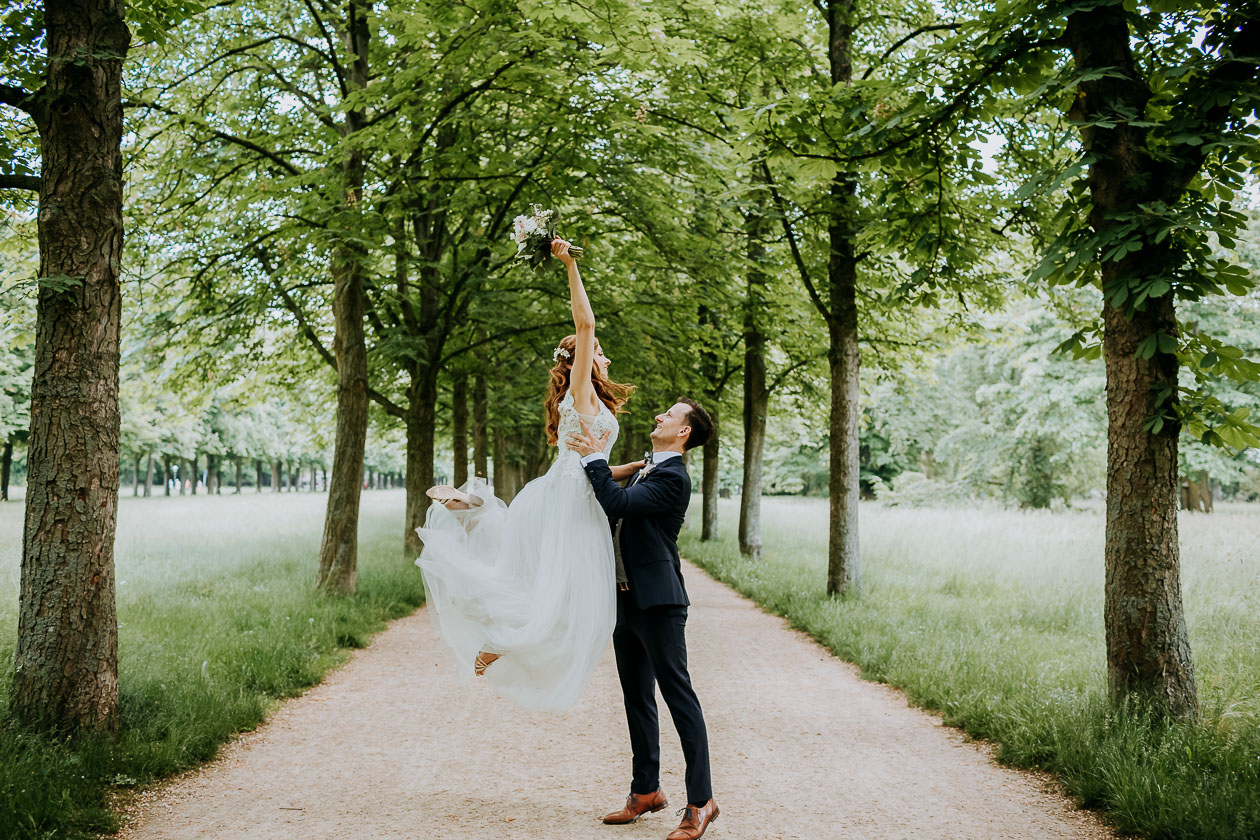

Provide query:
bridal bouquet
left=511, top=205, right=583, bottom=271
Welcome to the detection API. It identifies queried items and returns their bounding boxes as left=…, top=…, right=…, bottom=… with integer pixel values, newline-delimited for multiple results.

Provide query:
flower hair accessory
left=552, top=346, right=571, bottom=362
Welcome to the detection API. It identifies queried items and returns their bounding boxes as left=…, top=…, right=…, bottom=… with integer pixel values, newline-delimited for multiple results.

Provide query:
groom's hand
left=567, top=416, right=611, bottom=458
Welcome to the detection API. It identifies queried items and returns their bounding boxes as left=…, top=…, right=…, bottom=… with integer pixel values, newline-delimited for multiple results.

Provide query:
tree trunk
left=1102, top=294, right=1196, bottom=714
left=163, top=454, right=171, bottom=495
left=823, top=0, right=861, bottom=597
left=178, top=457, right=186, bottom=494
left=1, top=439, right=12, bottom=501
left=403, top=373, right=438, bottom=556
left=739, top=193, right=769, bottom=560
left=206, top=454, right=218, bottom=494
left=234, top=457, right=242, bottom=494
left=698, top=302, right=723, bottom=541
left=473, top=374, right=489, bottom=478
left=132, top=454, right=141, bottom=496
left=1064, top=2, right=1197, bottom=718
left=493, top=425, right=509, bottom=502
left=254, top=459, right=263, bottom=492
left=272, top=460, right=282, bottom=493
left=11, top=0, right=129, bottom=731
left=701, top=408, right=719, bottom=541
left=189, top=455, right=198, bottom=494
left=315, top=0, right=370, bottom=593
left=143, top=451, right=153, bottom=497
left=452, top=376, right=468, bottom=488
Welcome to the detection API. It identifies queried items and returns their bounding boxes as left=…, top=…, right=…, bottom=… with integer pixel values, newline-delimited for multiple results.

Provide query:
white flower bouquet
left=511, top=205, right=583, bottom=271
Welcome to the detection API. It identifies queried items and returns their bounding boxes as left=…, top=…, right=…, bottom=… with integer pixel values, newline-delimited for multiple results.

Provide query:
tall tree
left=739, top=179, right=770, bottom=559
left=891, top=0, right=1260, bottom=715
left=315, top=0, right=371, bottom=594
left=1044, top=0, right=1258, bottom=716
left=4, top=0, right=130, bottom=731
left=747, top=0, right=1007, bottom=596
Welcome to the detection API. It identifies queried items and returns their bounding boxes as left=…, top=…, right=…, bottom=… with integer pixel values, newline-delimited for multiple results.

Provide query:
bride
left=415, top=238, right=644, bottom=712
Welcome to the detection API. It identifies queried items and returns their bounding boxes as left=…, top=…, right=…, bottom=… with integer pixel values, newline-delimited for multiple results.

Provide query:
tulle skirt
left=414, top=458, right=617, bottom=712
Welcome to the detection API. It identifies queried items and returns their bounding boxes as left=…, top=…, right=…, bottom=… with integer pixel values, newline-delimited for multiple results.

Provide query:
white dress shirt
left=581, top=450, right=682, bottom=467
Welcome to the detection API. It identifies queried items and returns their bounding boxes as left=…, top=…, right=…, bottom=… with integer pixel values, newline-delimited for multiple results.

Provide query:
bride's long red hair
left=544, top=334, right=635, bottom=445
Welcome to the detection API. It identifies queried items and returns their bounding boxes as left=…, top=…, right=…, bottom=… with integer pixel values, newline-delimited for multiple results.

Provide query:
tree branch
left=130, top=100, right=302, bottom=176
left=0, top=174, right=40, bottom=192
left=759, top=160, right=831, bottom=323
left=1163, top=8, right=1260, bottom=198
left=272, top=277, right=407, bottom=418
left=862, top=24, right=963, bottom=80
left=440, top=319, right=573, bottom=367
left=769, top=351, right=827, bottom=393
left=0, top=84, right=35, bottom=114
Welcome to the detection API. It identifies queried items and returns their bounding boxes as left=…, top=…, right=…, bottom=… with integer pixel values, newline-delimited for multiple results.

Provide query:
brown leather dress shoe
left=666, top=799, right=719, bottom=840
left=602, top=789, right=668, bottom=824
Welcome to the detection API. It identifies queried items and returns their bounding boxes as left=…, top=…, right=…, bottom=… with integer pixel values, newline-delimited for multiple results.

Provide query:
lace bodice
left=555, top=390, right=619, bottom=476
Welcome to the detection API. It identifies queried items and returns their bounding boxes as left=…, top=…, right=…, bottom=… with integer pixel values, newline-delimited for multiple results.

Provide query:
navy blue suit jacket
left=582, top=455, right=691, bottom=609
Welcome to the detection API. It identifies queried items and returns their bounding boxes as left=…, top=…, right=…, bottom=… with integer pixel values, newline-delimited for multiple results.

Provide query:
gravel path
left=117, top=561, right=1114, bottom=840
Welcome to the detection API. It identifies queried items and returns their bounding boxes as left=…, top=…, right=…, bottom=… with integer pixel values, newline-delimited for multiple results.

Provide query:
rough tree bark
left=452, top=376, right=468, bottom=488
left=143, top=452, right=153, bottom=497
left=1066, top=2, right=1198, bottom=717
left=163, top=454, right=171, bottom=495
left=11, top=0, right=130, bottom=731
left=473, top=374, right=488, bottom=478
left=315, top=0, right=370, bottom=593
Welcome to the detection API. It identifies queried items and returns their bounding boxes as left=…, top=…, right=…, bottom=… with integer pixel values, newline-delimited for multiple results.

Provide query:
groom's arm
left=581, top=457, right=687, bottom=519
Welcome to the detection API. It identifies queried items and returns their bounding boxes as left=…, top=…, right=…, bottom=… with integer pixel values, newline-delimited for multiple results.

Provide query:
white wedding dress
left=414, top=390, right=618, bottom=712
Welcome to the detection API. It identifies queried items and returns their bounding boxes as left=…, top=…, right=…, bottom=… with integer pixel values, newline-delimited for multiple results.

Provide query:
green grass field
left=681, top=497, right=1260, bottom=840
left=0, top=490, right=422, bottom=839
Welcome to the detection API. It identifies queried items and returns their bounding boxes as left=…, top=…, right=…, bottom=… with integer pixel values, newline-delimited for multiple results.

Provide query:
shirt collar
left=650, top=450, right=683, bottom=464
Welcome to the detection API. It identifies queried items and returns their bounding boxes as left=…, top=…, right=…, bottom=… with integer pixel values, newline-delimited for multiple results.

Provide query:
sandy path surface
left=117, top=561, right=1114, bottom=840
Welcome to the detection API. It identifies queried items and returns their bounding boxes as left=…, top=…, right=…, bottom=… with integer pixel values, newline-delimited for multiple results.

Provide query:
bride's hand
left=552, top=238, right=576, bottom=268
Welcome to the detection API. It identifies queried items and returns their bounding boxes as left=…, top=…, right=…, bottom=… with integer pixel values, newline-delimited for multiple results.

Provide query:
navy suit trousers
left=613, top=590, right=712, bottom=806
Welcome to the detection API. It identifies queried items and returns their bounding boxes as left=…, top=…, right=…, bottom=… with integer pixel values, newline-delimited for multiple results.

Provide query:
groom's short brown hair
left=678, top=397, right=714, bottom=451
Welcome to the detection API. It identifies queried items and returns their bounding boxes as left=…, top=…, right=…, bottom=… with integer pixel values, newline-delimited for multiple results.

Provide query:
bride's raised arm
left=553, top=238, right=600, bottom=416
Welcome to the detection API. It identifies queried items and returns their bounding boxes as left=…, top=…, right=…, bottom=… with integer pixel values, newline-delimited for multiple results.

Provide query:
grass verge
left=682, top=497, right=1260, bottom=840
left=0, top=491, right=423, bottom=839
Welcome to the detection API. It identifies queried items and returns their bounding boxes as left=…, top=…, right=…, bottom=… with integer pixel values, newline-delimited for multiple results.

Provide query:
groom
left=567, top=398, right=719, bottom=840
